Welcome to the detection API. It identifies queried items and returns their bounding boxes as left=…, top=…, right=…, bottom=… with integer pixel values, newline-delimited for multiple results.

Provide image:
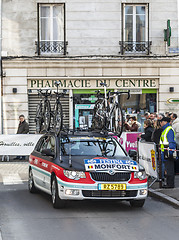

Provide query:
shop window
left=36, top=4, right=67, bottom=55
left=73, top=91, right=157, bottom=132
left=73, top=93, right=97, bottom=130
left=120, top=92, right=157, bottom=131
left=120, top=4, right=152, bottom=55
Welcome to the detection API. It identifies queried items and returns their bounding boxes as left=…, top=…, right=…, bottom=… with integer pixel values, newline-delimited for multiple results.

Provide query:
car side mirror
left=128, top=149, right=137, bottom=160
left=41, top=149, right=55, bottom=158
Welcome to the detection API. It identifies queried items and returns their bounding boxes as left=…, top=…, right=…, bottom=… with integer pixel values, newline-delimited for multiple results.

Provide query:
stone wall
left=2, top=0, right=178, bottom=57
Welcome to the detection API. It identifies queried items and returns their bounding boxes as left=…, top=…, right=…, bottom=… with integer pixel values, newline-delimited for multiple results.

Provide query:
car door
left=31, top=136, right=46, bottom=188
left=39, top=136, right=56, bottom=191
left=32, top=135, right=55, bottom=191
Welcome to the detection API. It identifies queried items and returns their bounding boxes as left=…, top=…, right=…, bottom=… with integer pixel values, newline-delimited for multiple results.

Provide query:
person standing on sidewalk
left=140, top=119, right=154, bottom=142
left=160, top=117, right=176, bottom=188
left=17, top=114, right=29, bottom=134
left=124, top=116, right=139, bottom=132
left=171, top=113, right=179, bottom=174
left=152, top=119, right=163, bottom=145
left=14, top=115, right=29, bottom=160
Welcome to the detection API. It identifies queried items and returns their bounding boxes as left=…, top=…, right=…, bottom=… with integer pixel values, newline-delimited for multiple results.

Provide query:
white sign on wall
left=0, top=135, right=42, bottom=156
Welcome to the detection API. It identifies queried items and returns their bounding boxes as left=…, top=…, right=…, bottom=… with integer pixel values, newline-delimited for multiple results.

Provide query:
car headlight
left=63, top=170, right=86, bottom=180
left=134, top=167, right=147, bottom=180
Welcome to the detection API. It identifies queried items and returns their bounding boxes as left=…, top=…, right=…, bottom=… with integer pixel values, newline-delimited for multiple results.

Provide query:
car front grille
left=90, top=172, right=131, bottom=182
left=82, top=190, right=137, bottom=198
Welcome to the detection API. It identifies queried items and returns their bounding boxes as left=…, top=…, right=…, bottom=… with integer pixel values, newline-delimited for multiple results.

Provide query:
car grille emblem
left=108, top=169, right=115, bottom=175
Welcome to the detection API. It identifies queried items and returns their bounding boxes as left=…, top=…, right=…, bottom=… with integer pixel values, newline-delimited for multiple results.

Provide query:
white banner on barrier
left=0, top=135, right=42, bottom=156
left=138, top=141, right=158, bottom=179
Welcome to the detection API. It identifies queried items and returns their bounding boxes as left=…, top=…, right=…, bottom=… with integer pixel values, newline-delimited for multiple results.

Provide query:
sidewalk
left=148, top=175, right=179, bottom=209
left=0, top=155, right=28, bottom=162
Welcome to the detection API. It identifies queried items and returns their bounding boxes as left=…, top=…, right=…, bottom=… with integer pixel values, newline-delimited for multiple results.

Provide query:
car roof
left=59, top=130, right=116, bottom=138
left=40, top=130, right=118, bottom=140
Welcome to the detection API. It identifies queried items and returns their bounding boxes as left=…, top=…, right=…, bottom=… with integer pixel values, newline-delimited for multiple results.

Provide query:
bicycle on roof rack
left=35, top=89, right=52, bottom=133
left=91, top=82, right=130, bottom=137
left=35, top=81, right=67, bottom=134
left=52, top=81, right=67, bottom=135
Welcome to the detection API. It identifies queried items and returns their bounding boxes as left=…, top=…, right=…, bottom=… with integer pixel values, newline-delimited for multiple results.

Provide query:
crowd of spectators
left=124, top=111, right=179, bottom=147
left=124, top=111, right=179, bottom=174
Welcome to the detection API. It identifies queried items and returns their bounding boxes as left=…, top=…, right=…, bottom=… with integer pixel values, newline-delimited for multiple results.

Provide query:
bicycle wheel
left=53, top=102, right=63, bottom=135
left=43, top=100, right=51, bottom=132
left=92, top=99, right=109, bottom=130
left=35, top=103, right=42, bottom=133
left=112, top=104, right=124, bottom=137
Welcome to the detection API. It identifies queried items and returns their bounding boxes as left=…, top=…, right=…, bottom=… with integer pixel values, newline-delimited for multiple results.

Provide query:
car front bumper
left=57, top=177, right=148, bottom=200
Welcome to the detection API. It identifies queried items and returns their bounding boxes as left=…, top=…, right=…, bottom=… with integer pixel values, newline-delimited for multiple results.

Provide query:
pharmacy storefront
left=6, top=58, right=179, bottom=134
left=28, top=77, right=158, bottom=132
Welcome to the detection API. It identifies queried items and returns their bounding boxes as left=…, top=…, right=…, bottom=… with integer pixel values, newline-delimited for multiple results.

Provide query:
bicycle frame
left=38, top=90, right=51, bottom=115
left=51, top=81, right=67, bottom=132
left=94, top=82, right=130, bottom=132
left=35, top=89, right=52, bottom=132
left=98, top=82, right=118, bottom=119
left=100, top=82, right=108, bottom=109
left=35, top=84, right=66, bottom=133
left=108, top=99, right=118, bottom=120
left=99, top=82, right=130, bottom=118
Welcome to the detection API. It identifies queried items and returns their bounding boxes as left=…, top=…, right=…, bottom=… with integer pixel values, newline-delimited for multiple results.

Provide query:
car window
left=46, top=137, right=56, bottom=152
left=60, top=137, right=126, bottom=157
left=36, top=136, right=56, bottom=154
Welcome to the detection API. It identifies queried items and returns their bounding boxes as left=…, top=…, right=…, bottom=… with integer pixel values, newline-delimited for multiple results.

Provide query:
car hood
left=58, top=155, right=138, bottom=172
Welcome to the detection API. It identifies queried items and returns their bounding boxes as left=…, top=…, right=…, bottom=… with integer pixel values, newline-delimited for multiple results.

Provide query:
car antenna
left=59, top=132, right=63, bottom=163
left=69, top=141, right=72, bottom=167
left=68, top=132, right=72, bottom=167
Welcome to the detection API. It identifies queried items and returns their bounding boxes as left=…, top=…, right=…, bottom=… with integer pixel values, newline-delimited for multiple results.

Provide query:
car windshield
left=60, top=136, right=126, bottom=157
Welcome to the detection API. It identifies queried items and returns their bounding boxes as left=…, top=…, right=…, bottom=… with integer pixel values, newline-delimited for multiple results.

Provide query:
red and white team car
left=28, top=131, right=148, bottom=208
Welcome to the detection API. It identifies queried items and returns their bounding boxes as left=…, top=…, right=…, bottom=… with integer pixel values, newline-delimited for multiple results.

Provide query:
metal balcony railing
left=35, top=41, right=68, bottom=55
left=119, top=41, right=152, bottom=55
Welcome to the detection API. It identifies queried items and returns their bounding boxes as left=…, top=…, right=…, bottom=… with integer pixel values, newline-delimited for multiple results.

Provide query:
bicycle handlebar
left=54, top=81, right=62, bottom=87
left=100, top=82, right=107, bottom=87
left=54, top=89, right=67, bottom=97
left=119, top=90, right=130, bottom=99
left=95, top=89, right=130, bottom=100
left=54, top=92, right=66, bottom=97
left=95, top=90, right=101, bottom=95
left=37, top=89, right=52, bottom=97
left=111, top=90, right=130, bottom=100
left=98, top=82, right=130, bottom=99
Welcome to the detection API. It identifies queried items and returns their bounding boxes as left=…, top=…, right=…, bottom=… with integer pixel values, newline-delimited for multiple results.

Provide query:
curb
left=0, top=160, right=28, bottom=164
left=148, top=188, right=179, bottom=209
left=0, top=162, right=28, bottom=164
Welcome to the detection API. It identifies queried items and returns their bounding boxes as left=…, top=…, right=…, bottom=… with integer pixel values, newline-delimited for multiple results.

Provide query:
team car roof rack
left=58, top=129, right=118, bottom=168
left=59, top=128, right=117, bottom=137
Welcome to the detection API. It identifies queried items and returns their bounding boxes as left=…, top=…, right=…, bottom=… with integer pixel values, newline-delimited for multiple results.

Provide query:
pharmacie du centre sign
left=28, top=78, right=158, bottom=89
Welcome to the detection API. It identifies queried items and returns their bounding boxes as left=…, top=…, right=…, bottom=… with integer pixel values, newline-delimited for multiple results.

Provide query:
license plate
left=98, top=183, right=126, bottom=191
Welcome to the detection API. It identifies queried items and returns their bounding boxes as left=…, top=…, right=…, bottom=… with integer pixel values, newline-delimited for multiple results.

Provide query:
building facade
left=1, top=0, right=179, bottom=133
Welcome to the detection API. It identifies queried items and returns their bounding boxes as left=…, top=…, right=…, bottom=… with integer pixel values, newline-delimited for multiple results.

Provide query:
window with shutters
left=119, top=4, right=151, bottom=55
left=36, top=4, right=67, bottom=55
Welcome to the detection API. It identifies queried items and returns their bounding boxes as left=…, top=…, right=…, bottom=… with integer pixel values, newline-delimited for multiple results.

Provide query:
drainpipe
left=0, top=0, right=2, bottom=134
left=69, top=89, right=73, bottom=130
left=178, top=0, right=179, bottom=47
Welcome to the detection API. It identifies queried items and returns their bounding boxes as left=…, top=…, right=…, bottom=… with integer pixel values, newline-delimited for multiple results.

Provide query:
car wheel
left=51, top=177, right=66, bottom=209
left=28, top=169, right=37, bottom=193
left=130, top=199, right=145, bottom=208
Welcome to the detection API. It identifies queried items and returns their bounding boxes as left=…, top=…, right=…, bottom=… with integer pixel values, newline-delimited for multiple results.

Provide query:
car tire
left=51, top=177, right=66, bottom=209
left=28, top=169, right=38, bottom=193
left=130, top=199, right=145, bottom=208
